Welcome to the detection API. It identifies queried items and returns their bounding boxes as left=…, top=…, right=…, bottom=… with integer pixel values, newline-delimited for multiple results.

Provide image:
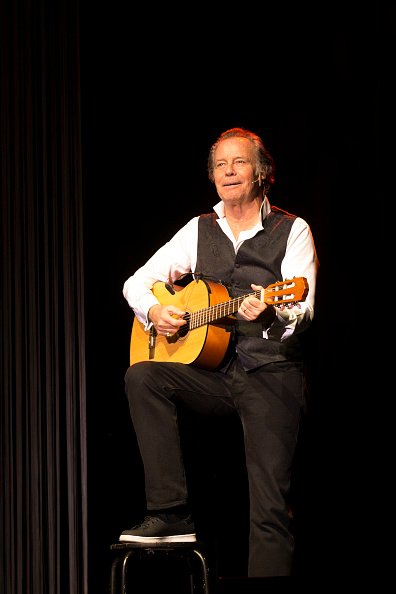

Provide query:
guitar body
left=130, top=279, right=234, bottom=370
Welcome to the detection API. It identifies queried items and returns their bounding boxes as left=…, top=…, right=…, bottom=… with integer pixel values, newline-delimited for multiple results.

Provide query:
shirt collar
left=213, top=195, right=271, bottom=222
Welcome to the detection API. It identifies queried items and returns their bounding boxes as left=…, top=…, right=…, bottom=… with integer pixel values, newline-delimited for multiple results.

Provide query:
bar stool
left=109, top=541, right=211, bottom=594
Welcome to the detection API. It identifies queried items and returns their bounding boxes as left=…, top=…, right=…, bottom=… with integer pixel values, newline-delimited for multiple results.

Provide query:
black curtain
left=1, top=1, right=87, bottom=593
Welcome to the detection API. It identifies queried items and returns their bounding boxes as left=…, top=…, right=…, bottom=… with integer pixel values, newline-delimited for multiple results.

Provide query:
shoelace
left=137, top=516, right=162, bottom=529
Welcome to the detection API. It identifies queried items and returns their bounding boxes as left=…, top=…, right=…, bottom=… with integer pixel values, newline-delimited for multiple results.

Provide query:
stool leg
left=191, top=548, right=210, bottom=594
left=110, top=553, right=124, bottom=594
left=121, top=549, right=136, bottom=594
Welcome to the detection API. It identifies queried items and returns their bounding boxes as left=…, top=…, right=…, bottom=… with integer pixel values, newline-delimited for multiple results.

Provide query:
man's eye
left=215, top=163, right=226, bottom=169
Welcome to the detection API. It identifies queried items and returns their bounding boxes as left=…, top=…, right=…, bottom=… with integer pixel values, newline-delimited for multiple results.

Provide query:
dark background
left=80, top=4, right=391, bottom=590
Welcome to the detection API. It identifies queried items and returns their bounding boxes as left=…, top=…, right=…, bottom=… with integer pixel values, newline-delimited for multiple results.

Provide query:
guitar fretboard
left=187, top=290, right=262, bottom=330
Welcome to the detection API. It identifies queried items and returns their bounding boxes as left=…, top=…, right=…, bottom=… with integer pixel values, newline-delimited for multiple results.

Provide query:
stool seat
left=110, top=541, right=210, bottom=594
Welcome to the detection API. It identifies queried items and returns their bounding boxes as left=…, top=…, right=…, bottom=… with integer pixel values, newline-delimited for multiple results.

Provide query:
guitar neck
left=187, top=275, right=308, bottom=330
left=188, top=290, right=261, bottom=330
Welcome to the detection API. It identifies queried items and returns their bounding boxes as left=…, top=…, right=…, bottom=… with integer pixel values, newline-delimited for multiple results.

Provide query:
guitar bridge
left=148, top=327, right=157, bottom=359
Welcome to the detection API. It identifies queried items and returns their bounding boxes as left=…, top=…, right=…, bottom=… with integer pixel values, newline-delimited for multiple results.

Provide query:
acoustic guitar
left=130, top=277, right=309, bottom=370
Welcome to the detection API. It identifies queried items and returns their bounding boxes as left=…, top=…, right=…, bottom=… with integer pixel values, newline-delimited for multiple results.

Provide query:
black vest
left=195, top=206, right=303, bottom=370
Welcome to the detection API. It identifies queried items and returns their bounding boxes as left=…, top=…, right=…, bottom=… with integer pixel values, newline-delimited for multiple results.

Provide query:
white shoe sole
left=119, top=533, right=197, bottom=543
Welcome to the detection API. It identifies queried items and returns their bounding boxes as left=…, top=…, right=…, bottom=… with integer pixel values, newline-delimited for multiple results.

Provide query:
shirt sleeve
left=122, top=216, right=199, bottom=328
left=266, top=217, right=319, bottom=341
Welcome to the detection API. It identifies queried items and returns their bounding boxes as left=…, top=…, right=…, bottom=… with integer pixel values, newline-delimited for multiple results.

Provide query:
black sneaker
left=119, top=514, right=196, bottom=543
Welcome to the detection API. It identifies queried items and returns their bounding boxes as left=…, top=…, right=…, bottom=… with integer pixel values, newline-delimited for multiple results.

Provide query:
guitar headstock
left=264, top=277, right=309, bottom=305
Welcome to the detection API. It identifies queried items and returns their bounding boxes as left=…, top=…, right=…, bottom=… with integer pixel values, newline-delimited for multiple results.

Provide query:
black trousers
left=124, top=357, right=306, bottom=577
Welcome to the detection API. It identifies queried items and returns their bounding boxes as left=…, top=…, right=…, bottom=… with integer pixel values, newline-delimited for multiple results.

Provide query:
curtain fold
left=1, top=1, right=87, bottom=593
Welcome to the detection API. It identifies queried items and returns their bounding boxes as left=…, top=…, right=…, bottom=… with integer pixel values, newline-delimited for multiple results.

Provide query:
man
left=119, top=127, right=319, bottom=576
